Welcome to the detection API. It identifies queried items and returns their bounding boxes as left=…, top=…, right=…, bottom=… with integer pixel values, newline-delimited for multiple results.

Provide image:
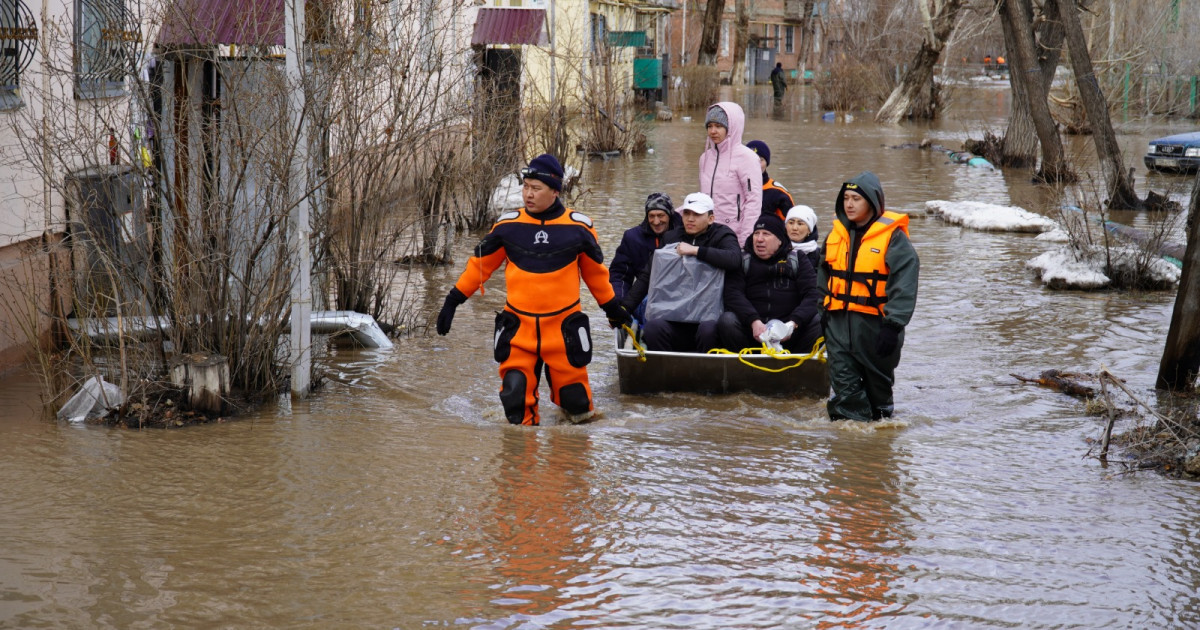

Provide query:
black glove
left=436, top=288, right=468, bottom=336
left=875, top=321, right=901, bottom=357
left=600, top=298, right=633, bottom=329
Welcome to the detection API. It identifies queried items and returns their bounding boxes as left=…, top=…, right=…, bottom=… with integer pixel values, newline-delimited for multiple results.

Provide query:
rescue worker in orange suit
left=436, top=154, right=631, bottom=426
left=818, top=171, right=919, bottom=422
left=745, top=140, right=795, bottom=225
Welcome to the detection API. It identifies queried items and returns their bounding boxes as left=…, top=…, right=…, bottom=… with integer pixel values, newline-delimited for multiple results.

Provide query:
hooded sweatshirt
left=609, top=202, right=684, bottom=301
left=698, top=102, right=763, bottom=246
left=818, top=171, right=919, bottom=330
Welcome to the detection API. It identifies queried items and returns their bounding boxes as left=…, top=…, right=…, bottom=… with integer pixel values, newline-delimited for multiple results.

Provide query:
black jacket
left=725, top=241, right=820, bottom=329
left=609, top=207, right=683, bottom=301
left=621, top=223, right=741, bottom=312
left=760, top=172, right=795, bottom=224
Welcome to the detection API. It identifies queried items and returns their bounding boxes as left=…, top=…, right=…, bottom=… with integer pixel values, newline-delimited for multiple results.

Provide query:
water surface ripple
left=2, top=87, right=1200, bottom=628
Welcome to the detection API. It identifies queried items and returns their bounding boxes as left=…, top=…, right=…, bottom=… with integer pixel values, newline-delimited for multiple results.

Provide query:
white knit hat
left=785, top=205, right=817, bottom=231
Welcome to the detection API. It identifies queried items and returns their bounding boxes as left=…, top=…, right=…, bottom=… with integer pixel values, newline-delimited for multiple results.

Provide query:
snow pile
left=925, top=200, right=1057, bottom=233
left=1027, top=246, right=1181, bottom=290
left=1035, top=227, right=1070, bottom=242
left=489, top=174, right=524, bottom=212
left=1026, top=249, right=1111, bottom=290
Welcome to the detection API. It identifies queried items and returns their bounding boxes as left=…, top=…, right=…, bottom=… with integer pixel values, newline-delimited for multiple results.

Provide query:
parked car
left=1144, top=131, right=1200, bottom=173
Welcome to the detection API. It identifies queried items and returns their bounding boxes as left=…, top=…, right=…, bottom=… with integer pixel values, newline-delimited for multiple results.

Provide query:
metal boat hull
left=615, top=332, right=829, bottom=397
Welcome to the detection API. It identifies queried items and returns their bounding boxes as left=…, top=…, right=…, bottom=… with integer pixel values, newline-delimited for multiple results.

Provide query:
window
left=590, top=12, right=607, bottom=63
left=75, top=0, right=134, bottom=99
left=720, top=20, right=728, bottom=57
left=785, top=25, right=793, bottom=53
left=2, top=0, right=37, bottom=109
left=773, top=24, right=779, bottom=52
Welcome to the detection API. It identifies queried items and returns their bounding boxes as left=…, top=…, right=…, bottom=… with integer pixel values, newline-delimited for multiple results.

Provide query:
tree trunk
left=999, top=0, right=1064, bottom=167
left=1052, top=0, right=1141, bottom=209
left=731, top=0, right=749, bottom=85
left=798, top=0, right=815, bottom=77
left=1157, top=171, right=1200, bottom=390
left=1000, top=0, right=1072, bottom=182
left=875, top=0, right=965, bottom=123
left=698, top=0, right=726, bottom=65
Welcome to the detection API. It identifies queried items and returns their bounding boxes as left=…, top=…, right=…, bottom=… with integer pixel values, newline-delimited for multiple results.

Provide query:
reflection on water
left=807, top=433, right=907, bottom=628
left=457, top=429, right=603, bottom=628
left=2, top=85, right=1200, bottom=628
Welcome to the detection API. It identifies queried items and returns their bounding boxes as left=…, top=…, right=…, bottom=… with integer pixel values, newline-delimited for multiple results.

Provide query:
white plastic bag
left=644, top=244, right=725, bottom=323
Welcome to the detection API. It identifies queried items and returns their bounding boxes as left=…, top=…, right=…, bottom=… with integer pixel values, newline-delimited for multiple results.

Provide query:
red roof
left=471, top=8, right=546, bottom=46
left=158, top=0, right=285, bottom=46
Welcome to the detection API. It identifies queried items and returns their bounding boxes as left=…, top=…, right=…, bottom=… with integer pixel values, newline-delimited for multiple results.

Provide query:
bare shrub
left=675, top=65, right=720, bottom=112
left=814, top=61, right=888, bottom=113
left=1056, top=178, right=1183, bottom=291
left=2, top=0, right=477, bottom=412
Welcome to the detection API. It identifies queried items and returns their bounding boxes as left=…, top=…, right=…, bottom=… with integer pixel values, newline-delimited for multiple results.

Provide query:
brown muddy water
left=3, top=84, right=1200, bottom=628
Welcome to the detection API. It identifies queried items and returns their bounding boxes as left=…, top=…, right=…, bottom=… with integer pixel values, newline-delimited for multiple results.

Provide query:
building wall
left=664, top=0, right=829, bottom=82
left=0, top=0, right=155, bottom=370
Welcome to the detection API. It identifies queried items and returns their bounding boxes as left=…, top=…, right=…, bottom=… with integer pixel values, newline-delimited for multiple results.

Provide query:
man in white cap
left=620, top=192, right=742, bottom=352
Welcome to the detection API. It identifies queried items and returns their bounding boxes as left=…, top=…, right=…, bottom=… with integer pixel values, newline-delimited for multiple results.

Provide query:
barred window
left=2, top=0, right=38, bottom=109
left=75, top=0, right=136, bottom=99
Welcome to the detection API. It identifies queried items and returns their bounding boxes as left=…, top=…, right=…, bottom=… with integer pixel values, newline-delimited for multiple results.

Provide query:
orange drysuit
left=453, top=201, right=616, bottom=425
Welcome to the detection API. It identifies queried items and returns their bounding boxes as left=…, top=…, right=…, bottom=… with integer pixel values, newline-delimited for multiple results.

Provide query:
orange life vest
left=824, top=211, right=909, bottom=315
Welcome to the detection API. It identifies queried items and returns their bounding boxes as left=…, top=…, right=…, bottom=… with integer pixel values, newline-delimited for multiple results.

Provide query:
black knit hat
left=746, top=140, right=770, bottom=166
left=752, top=214, right=789, bottom=245
left=523, top=154, right=564, bottom=191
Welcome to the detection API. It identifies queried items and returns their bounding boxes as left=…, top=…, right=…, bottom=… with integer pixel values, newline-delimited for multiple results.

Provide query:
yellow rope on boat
left=707, top=336, right=827, bottom=373
left=621, top=323, right=647, bottom=362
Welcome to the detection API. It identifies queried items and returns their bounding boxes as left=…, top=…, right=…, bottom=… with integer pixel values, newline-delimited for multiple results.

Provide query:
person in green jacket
left=818, top=172, right=919, bottom=421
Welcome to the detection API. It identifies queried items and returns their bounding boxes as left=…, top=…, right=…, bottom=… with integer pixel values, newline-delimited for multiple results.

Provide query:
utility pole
left=285, top=0, right=312, bottom=397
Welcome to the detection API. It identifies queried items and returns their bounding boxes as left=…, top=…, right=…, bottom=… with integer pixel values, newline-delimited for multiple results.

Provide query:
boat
left=614, top=328, right=829, bottom=397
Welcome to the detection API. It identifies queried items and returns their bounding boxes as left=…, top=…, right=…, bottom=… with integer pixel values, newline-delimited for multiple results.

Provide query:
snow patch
left=488, top=174, right=524, bottom=212
left=1036, top=227, right=1071, bottom=242
left=1026, top=249, right=1111, bottom=290
left=1027, top=246, right=1181, bottom=290
left=926, top=200, right=1057, bottom=233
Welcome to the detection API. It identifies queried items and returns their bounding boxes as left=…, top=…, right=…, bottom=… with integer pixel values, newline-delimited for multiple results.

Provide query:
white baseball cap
left=677, top=192, right=715, bottom=215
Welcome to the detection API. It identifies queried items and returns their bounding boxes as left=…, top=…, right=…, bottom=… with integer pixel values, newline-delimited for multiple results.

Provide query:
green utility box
left=633, top=57, right=662, bottom=90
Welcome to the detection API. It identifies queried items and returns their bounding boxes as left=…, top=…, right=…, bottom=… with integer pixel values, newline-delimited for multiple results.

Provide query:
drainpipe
left=681, top=0, right=687, bottom=65
left=40, top=0, right=61, bottom=328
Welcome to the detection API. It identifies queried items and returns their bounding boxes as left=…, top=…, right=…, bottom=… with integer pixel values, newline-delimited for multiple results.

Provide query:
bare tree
left=697, top=0, right=726, bottom=65
left=797, top=0, right=816, bottom=77
left=2, top=0, right=479, bottom=411
left=1158, top=171, right=1200, bottom=391
left=875, top=0, right=967, bottom=123
left=999, top=0, right=1073, bottom=182
left=1051, top=0, right=1139, bottom=209
left=996, top=0, right=1064, bottom=167
left=730, top=0, right=749, bottom=84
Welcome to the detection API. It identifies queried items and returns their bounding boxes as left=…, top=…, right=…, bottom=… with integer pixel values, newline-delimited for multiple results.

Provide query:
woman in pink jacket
left=699, top=102, right=762, bottom=246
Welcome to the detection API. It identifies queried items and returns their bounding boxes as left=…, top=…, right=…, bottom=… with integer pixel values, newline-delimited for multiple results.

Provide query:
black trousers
left=712, top=311, right=822, bottom=353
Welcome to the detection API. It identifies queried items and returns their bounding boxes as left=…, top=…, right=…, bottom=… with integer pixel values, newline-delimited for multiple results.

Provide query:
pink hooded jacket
left=698, top=102, right=762, bottom=246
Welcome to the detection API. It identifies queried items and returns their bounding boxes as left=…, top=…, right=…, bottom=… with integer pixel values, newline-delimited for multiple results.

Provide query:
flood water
left=4, top=84, right=1200, bottom=628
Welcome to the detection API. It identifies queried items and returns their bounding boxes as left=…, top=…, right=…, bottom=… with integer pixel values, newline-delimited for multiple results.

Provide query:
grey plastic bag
left=644, top=243, right=725, bottom=323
